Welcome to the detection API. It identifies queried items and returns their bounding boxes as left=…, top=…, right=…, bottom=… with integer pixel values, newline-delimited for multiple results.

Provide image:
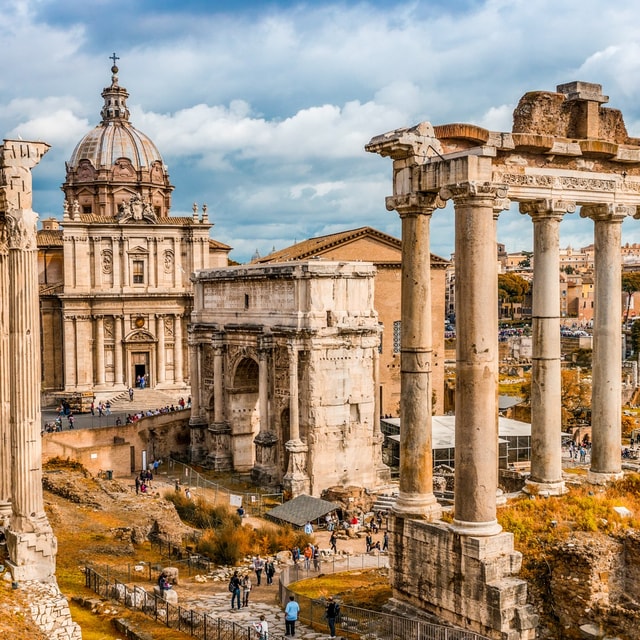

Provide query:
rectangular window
left=393, top=320, right=401, bottom=354
left=133, top=260, right=144, bottom=284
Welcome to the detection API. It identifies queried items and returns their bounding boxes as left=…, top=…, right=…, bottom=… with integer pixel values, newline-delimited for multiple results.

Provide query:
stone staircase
left=103, top=387, right=191, bottom=412
left=372, top=492, right=398, bottom=512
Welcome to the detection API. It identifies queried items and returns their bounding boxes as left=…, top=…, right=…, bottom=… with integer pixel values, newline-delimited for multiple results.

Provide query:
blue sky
left=4, top=0, right=640, bottom=262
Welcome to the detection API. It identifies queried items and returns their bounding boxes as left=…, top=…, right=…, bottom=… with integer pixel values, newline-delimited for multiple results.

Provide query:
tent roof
left=266, top=494, right=340, bottom=527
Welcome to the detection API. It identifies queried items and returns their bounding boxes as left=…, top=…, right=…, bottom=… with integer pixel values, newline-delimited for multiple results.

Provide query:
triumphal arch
left=367, top=82, right=640, bottom=639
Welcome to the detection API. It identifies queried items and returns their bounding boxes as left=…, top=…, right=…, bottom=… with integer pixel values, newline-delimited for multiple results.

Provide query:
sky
left=4, top=0, right=640, bottom=263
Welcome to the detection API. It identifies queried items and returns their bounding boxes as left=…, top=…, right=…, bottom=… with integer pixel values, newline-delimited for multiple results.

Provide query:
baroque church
left=37, top=60, right=231, bottom=397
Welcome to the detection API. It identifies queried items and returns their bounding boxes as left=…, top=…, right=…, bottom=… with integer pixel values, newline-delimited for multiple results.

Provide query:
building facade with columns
left=189, top=260, right=389, bottom=497
left=367, top=81, right=640, bottom=639
left=253, top=226, right=449, bottom=417
left=37, top=61, right=230, bottom=397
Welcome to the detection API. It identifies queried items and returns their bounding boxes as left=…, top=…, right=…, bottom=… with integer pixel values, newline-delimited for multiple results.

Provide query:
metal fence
left=85, top=565, right=285, bottom=640
left=164, top=458, right=283, bottom=517
left=279, top=556, right=491, bottom=640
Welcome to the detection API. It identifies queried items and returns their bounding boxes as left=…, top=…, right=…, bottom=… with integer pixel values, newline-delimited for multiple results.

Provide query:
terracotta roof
left=63, top=214, right=200, bottom=225
left=37, top=230, right=63, bottom=246
left=253, top=226, right=448, bottom=265
left=209, top=238, right=232, bottom=250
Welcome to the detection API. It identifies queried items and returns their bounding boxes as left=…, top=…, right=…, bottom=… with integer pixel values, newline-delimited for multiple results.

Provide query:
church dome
left=62, top=57, right=173, bottom=219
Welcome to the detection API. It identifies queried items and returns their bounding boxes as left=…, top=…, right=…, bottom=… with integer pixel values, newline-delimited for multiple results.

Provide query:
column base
left=6, top=528, right=57, bottom=583
left=283, top=439, right=310, bottom=497
left=449, top=518, right=502, bottom=537
left=204, top=422, right=232, bottom=471
left=393, top=492, right=442, bottom=521
left=587, top=469, right=624, bottom=485
left=524, top=479, right=567, bottom=497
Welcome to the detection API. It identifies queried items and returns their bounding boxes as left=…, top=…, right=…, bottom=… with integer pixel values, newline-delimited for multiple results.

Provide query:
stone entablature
left=190, top=260, right=389, bottom=496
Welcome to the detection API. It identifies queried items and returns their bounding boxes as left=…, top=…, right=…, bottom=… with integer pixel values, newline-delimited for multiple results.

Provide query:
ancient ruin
left=189, top=260, right=390, bottom=496
left=0, top=138, right=81, bottom=638
left=366, top=81, right=640, bottom=639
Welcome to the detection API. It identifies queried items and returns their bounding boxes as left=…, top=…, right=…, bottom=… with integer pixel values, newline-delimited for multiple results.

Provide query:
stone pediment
left=126, top=330, right=154, bottom=343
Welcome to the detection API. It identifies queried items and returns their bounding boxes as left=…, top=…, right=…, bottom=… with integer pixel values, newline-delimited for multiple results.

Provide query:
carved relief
left=116, top=193, right=158, bottom=224
left=76, top=160, right=95, bottom=182
left=112, top=158, right=136, bottom=181
left=163, top=250, right=174, bottom=273
left=101, top=249, right=113, bottom=274
left=203, top=344, right=214, bottom=379
left=104, top=317, right=114, bottom=339
left=165, top=316, right=174, bottom=337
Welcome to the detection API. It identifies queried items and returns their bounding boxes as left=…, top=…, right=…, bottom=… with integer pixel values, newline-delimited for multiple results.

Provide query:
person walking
left=265, top=558, right=275, bottom=585
left=229, top=570, right=241, bottom=610
left=382, top=530, right=389, bottom=552
left=330, top=530, right=337, bottom=554
left=284, top=595, right=300, bottom=636
left=303, top=544, right=313, bottom=570
left=241, top=573, right=252, bottom=607
left=325, top=596, right=340, bottom=638
left=253, top=554, right=265, bottom=586
left=253, top=614, right=269, bottom=640
left=128, top=387, right=134, bottom=401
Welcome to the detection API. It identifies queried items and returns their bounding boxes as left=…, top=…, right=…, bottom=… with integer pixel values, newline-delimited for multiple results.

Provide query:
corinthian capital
left=439, top=181, right=508, bottom=204
left=5, top=208, right=38, bottom=250
left=386, top=192, right=446, bottom=215
left=519, top=198, right=577, bottom=220
left=580, top=203, right=635, bottom=222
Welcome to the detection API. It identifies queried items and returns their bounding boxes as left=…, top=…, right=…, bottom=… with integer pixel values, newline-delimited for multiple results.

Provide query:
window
left=133, top=260, right=145, bottom=284
left=244, top=293, right=250, bottom=309
left=82, top=205, right=92, bottom=214
left=393, top=321, right=401, bottom=354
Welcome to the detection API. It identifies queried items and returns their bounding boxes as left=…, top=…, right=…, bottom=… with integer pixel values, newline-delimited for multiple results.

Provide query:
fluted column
left=253, top=335, right=278, bottom=483
left=387, top=193, right=444, bottom=519
left=174, top=314, right=184, bottom=384
left=283, top=341, right=309, bottom=496
left=520, top=199, right=573, bottom=496
left=156, top=314, right=166, bottom=384
left=2, top=138, right=57, bottom=582
left=581, top=204, right=632, bottom=483
left=189, top=332, right=201, bottom=419
left=0, top=224, right=10, bottom=525
left=213, top=332, right=225, bottom=423
left=441, top=182, right=507, bottom=536
left=95, top=315, right=105, bottom=386
left=63, top=315, right=77, bottom=388
left=114, top=315, right=123, bottom=385
left=258, top=338, right=270, bottom=435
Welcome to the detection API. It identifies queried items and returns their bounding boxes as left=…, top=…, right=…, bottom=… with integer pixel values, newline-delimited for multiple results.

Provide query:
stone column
left=95, top=315, right=105, bottom=386
left=189, top=333, right=202, bottom=420
left=387, top=193, right=444, bottom=520
left=156, top=314, right=166, bottom=384
left=253, top=335, right=278, bottom=484
left=174, top=314, right=184, bottom=384
left=188, top=326, right=207, bottom=463
left=581, top=204, right=632, bottom=483
left=114, top=315, right=123, bottom=386
left=1, top=139, right=57, bottom=581
left=0, top=223, right=10, bottom=526
left=441, top=182, right=506, bottom=536
left=63, top=315, right=77, bottom=388
left=212, top=333, right=224, bottom=423
left=283, top=342, right=310, bottom=496
left=520, top=199, right=574, bottom=496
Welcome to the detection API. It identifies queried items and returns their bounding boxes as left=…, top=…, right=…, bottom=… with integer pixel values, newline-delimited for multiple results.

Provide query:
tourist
left=330, top=531, right=337, bottom=554
left=253, top=554, right=265, bottom=585
left=290, top=546, right=300, bottom=565
left=313, top=545, right=320, bottom=571
left=157, top=573, right=171, bottom=598
left=284, top=595, right=300, bottom=636
left=229, top=570, right=241, bottom=610
left=303, top=544, right=313, bottom=570
left=325, top=596, right=340, bottom=638
left=140, top=482, right=147, bottom=493
left=241, top=573, right=252, bottom=607
left=185, top=487, right=191, bottom=499
left=382, top=530, right=389, bottom=552
left=365, top=532, right=373, bottom=552
left=135, top=476, right=140, bottom=495
left=253, top=613, right=269, bottom=640
left=265, top=557, right=275, bottom=585
left=304, top=520, right=313, bottom=535
left=128, top=387, right=134, bottom=401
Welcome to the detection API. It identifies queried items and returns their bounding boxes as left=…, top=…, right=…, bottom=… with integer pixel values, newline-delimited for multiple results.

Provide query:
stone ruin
left=367, top=81, right=640, bottom=639
left=0, top=138, right=80, bottom=638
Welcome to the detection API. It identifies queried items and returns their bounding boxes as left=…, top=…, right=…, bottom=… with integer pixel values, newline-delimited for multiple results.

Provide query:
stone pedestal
left=204, top=422, right=233, bottom=471
left=6, top=527, right=57, bottom=583
left=252, top=430, right=279, bottom=486
left=389, top=515, right=537, bottom=640
left=188, top=418, right=208, bottom=463
left=283, top=439, right=310, bottom=497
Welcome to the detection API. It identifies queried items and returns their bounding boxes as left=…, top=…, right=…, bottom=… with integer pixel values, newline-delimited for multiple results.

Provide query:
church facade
left=37, top=61, right=230, bottom=397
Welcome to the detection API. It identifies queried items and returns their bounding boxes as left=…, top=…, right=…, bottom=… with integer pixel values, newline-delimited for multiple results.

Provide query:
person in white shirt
left=253, top=614, right=268, bottom=639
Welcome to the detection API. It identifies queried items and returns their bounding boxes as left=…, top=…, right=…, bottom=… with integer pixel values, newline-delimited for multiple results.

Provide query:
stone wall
left=21, top=579, right=82, bottom=640
left=548, top=531, right=640, bottom=639
left=42, top=413, right=190, bottom=476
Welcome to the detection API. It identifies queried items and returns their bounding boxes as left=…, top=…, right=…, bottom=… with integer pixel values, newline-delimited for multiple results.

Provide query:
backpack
left=228, top=579, right=235, bottom=592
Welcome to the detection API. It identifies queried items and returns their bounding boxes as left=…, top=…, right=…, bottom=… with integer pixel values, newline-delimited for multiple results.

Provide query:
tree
left=622, top=272, right=640, bottom=327
left=498, top=273, right=531, bottom=319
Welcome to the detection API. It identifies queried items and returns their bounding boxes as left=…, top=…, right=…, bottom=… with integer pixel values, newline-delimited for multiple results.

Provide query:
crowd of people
left=124, top=397, right=191, bottom=424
